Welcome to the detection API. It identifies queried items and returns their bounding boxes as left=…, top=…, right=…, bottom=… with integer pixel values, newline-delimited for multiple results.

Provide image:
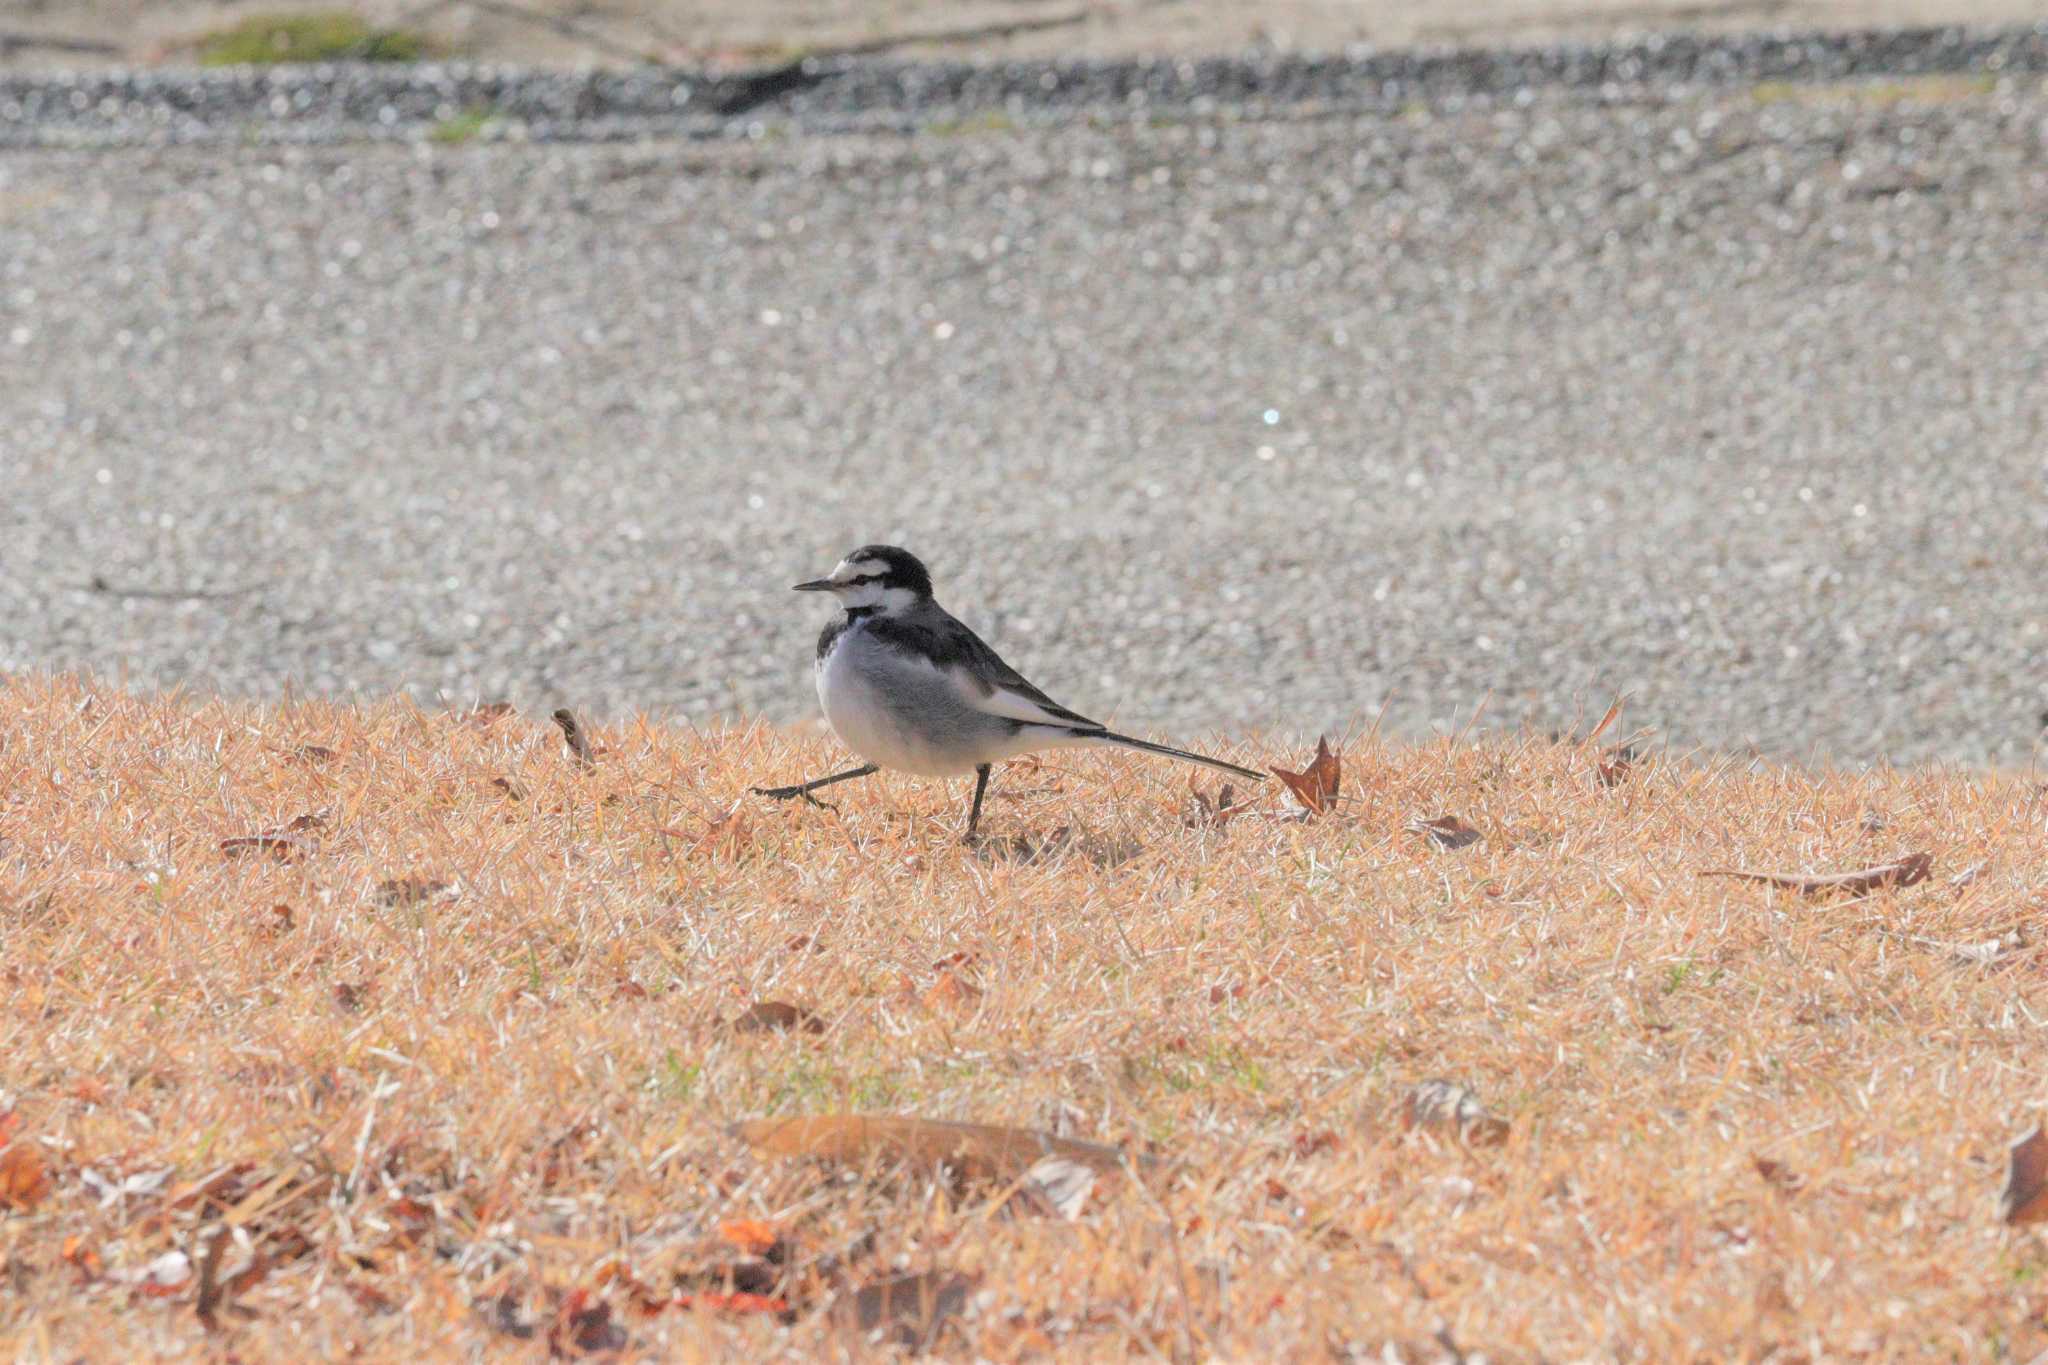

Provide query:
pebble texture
left=2, top=68, right=2045, bottom=763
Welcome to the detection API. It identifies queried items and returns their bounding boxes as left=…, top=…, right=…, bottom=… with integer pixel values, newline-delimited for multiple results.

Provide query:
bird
left=751, top=544, right=1265, bottom=840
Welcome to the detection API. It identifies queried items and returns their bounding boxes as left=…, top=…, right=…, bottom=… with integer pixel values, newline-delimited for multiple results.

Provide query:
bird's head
left=793, top=544, right=934, bottom=616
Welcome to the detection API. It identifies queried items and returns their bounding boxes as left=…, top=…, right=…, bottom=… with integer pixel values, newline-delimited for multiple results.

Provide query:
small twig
left=194, top=1226, right=230, bottom=1331
left=1125, top=1155, right=1197, bottom=1364
left=552, top=708, right=596, bottom=768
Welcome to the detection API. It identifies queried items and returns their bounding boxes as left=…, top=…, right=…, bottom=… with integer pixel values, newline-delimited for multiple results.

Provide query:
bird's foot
left=750, top=783, right=837, bottom=810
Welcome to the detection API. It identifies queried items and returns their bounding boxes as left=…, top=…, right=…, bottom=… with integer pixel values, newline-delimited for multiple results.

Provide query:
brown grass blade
left=1586, top=695, right=1627, bottom=745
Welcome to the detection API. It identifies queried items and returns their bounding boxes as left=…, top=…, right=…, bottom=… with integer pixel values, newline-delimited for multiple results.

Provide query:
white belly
left=816, top=630, right=985, bottom=777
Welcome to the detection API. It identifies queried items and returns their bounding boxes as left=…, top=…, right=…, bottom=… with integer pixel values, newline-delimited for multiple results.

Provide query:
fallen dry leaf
left=0, top=1133, right=52, bottom=1211
left=2002, top=1126, right=2048, bottom=1224
left=1294, top=1129, right=1339, bottom=1159
left=167, top=1162, right=255, bottom=1213
left=553, top=708, right=597, bottom=767
left=375, top=877, right=452, bottom=908
left=717, top=1218, right=782, bottom=1256
left=219, top=834, right=310, bottom=861
left=79, top=1164, right=170, bottom=1206
left=1271, top=737, right=1341, bottom=816
left=128, top=1249, right=193, bottom=1297
left=1186, top=782, right=1244, bottom=829
left=463, top=701, right=517, bottom=728
left=1948, top=859, right=1990, bottom=891
left=673, top=1290, right=789, bottom=1315
left=838, top=1269, right=974, bottom=1353
left=549, top=1287, right=626, bottom=1356
left=733, top=1114, right=1143, bottom=1183
left=220, top=1253, right=270, bottom=1305
left=730, top=1000, right=826, bottom=1036
left=1408, top=815, right=1483, bottom=850
left=485, top=1290, right=537, bottom=1340
left=1700, top=852, right=1935, bottom=898
left=1753, top=1155, right=1806, bottom=1199
left=1015, top=1155, right=1097, bottom=1221
left=60, top=1235, right=102, bottom=1281
left=1597, top=745, right=1636, bottom=788
left=1402, top=1080, right=1510, bottom=1148
left=920, top=967, right=983, bottom=1014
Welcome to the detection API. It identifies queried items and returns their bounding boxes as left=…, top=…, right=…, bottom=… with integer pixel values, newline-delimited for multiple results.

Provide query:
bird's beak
left=792, top=578, right=837, bottom=593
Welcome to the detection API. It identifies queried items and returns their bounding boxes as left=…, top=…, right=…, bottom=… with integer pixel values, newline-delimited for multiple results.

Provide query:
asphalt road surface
left=4, top=79, right=2045, bottom=763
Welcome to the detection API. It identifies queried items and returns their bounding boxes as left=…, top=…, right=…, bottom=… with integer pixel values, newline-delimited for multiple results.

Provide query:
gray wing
left=866, top=611, right=1105, bottom=732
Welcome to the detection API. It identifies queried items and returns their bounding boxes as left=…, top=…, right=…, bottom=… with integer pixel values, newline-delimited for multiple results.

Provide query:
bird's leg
left=963, top=763, right=993, bottom=843
left=751, top=763, right=879, bottom=809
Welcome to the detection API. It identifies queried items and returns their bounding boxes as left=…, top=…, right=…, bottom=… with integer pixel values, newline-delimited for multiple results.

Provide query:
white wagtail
left=751, top=544, right=1265, bottom=839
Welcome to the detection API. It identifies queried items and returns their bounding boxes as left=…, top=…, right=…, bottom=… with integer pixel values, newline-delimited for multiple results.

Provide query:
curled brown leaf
left=2002, top=1125, right=2048, bottom=1224
left=837, top=1270, right=974, bottom=1353
left=1272, top=737, right=1341, bottom=817
left=219, top=834, right=310, bottom=861
left=1402, top=1080, right=1509, bottom=1148
left=730, top=1001, right=826, bottom=1036
left=1408, top=815, right=1483, bottom=851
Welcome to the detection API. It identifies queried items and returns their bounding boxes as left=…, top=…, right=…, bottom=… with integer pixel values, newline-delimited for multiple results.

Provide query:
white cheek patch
left=833, top=557, right=885, bottom=585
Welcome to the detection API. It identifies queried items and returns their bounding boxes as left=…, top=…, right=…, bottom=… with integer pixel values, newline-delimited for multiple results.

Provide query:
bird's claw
left=750, top=784, right=837, bottom=811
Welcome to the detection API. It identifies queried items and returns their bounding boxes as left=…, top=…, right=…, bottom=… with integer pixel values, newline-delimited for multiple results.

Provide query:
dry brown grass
left=3, top=673, right=2048, bottom=1360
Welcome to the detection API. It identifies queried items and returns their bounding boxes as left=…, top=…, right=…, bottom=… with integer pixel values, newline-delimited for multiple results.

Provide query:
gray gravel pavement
left=4, top=24, right=2047, bottom=148
left=4, top=76, right=2046, bottom=764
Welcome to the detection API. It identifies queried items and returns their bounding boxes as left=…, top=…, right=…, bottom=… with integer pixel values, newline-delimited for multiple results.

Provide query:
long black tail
left=1094, top=731, right=1265, bottom=784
